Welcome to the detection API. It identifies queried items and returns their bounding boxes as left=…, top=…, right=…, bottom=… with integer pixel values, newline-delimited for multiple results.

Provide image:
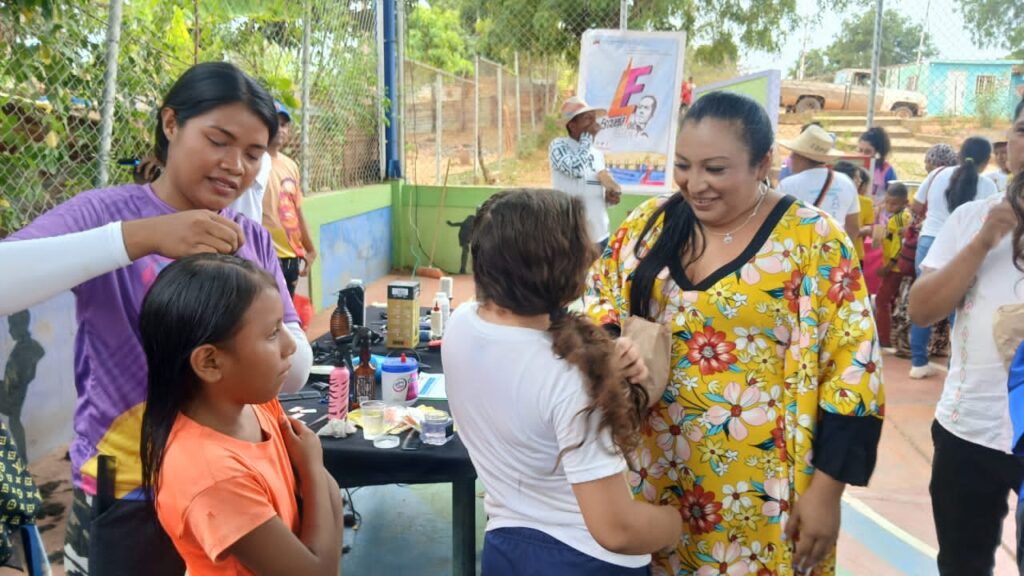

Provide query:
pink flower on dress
left=761, top=477, right=790, bottom=519
left=740, top=242, right=786, bottom=284
left=695, top=541, right=748, bottom=576
left=842, top=340, right=881, bottom=394
left=652, top=403, right=699, bottom=460
left=705, top=382, right=769, bottom=440
left=628, top=448, right=663, bottom=502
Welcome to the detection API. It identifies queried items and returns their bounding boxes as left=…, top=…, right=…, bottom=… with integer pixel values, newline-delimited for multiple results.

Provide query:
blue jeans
left=910, top=235, right=956, bottom=367
left=482, top=527, right=650, bottom=576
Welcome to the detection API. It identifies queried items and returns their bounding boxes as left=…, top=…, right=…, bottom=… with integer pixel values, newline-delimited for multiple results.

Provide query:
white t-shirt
left=778, top=167, right=859, bottom=222
left=549, top=134, right=611, bottom=243
left=228, top=152, right=273, bottom=223
left=922, top=194, right=1024, bottom=453
left=989, top=170, right=1010, bottom=194
left=442, top=303, right=648, bottom=568
left=914, top=166, right=999, bottom=238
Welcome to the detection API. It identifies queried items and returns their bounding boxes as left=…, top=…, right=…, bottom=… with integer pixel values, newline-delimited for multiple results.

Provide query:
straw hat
left=778, top=125, right=845, bottom=163
left=559, top=96, right=606, bottom=124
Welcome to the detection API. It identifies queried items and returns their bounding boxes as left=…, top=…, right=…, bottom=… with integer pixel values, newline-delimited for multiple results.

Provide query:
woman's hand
left=784, top=471, right=844, bottom=574
left=300, top=248, right=318, bottom=277
left=122, top=210, right=245, bottom=260
left=972, top=199, right=1016, bottom=253
left=280, top=416, right=324, bottom=480
left=614, top=336, right=649, bottom=385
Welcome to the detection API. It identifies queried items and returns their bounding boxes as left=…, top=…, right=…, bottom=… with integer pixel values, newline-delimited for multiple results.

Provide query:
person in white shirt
left=443, top=189, right=681, bottom=575
left=549, top=96, right=622, bottom=250
left=989, top=140, right=1010, bottom=193
left=909, top=189, right=1024, bottom=576
left=908, top=136, right=998, bottom=379
left=228, top=151, right=273, bottom=222
left=777, top=124, right=860, bottom=241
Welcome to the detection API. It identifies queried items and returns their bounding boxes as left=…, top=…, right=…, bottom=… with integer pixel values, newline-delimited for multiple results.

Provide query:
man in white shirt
left=549, top=96, right=621, bottom=250
left=228, top=151, right=273, bottom=222
left=778, top=125, right=861, bottom=242
left=989, top=140, right=1010, bottom=193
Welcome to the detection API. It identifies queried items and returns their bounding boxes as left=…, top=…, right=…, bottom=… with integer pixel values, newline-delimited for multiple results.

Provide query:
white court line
left=842, top=492, right=939, bottom=559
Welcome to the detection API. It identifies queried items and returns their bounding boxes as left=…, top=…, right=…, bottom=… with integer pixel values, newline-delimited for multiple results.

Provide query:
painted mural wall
left=0, top=293, right=78, bottom=464
left=318, top=206, right=393, bottom=310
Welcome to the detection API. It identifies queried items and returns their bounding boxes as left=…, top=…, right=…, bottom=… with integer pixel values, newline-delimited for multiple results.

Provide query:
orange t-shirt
left=155, top=400, right=299, bottom=575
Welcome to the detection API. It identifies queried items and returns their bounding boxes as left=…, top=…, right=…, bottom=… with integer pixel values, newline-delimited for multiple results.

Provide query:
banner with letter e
left=579, top=29, right=686, bottom=195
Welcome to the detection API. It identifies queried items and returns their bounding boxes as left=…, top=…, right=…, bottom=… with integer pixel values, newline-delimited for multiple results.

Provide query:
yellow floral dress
left=586, top=195, right=885, bottom=576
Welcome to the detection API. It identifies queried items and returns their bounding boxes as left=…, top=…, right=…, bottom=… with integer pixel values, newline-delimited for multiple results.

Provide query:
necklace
left=705, top=188, right=769, bottom=244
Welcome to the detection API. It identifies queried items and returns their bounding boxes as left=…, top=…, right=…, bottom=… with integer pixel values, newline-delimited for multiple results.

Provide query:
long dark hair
left=139, top=254, right=278, bottom=499
left=860, top=127, right=892, bottom=164
left=630, top=91, right=774, bottom=319
left=1009, top=99, right=1024, bottom=271
left=470, top=189, right=646, bottom=463
left=945, top=136, right=992, bottom=213
left=155, top=62, right=278, bottom=163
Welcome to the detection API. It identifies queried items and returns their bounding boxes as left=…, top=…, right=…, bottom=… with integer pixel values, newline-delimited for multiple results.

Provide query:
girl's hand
left=279, top=416, right=324, bottom=479
left=614, top=336, right=649, bottom=385
left=784, top=472, right=843, bottom=574
left=123, top=210, right=245, bottom=260
left=972, top=199, right=1016, bottom=253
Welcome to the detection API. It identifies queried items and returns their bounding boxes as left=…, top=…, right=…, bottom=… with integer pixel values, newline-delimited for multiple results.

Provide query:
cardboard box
left=387, top=281, right=420, bottom=349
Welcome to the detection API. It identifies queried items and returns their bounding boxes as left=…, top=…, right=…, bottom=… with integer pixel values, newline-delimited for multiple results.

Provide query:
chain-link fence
left=1, top=0, right=384, bottom=237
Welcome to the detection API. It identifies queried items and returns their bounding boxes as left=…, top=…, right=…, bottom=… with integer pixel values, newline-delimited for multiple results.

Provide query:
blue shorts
left=482, top=527, right=651, bottom=576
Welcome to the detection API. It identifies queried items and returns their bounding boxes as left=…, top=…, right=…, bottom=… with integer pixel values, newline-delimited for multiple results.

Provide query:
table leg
left=452, top=477, right=476, bottom=576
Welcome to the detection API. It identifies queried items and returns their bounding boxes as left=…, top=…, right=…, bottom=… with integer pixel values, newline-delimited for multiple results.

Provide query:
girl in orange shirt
left=139, top=254, right=343, bottom=575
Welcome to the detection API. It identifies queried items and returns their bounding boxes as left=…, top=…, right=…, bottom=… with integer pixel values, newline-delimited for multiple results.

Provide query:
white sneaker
left=909, top=365, right=937, bottom=379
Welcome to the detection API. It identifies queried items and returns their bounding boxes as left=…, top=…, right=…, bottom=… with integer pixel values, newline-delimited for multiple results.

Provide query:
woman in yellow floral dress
left=586, top=92, right=884, bottom=576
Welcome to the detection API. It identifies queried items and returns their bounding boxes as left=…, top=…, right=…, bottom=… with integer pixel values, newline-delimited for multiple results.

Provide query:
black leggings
left=930, top=420, right=1024, bottom=575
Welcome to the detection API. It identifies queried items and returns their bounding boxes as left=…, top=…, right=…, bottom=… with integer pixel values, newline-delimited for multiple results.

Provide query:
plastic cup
left=361, top=400, right=386, bottom=440
left=422, top=412, right=451, bottom=446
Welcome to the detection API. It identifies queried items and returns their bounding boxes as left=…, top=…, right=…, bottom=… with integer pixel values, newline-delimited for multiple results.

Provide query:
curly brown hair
left=471, top=188, right=647, bottom=466
left=1010, top=173, right=1024, bottom=272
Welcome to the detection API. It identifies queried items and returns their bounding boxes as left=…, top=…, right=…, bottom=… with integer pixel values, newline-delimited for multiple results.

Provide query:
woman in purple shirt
left=0, top=62, right=312, bottom=575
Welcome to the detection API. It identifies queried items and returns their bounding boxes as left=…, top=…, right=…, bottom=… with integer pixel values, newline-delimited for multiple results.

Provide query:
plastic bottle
left=435, top=291, right=451, bottom=330
left=328, top=365, right=350, bottom=421
left=430, top=301, right=443, bottom=339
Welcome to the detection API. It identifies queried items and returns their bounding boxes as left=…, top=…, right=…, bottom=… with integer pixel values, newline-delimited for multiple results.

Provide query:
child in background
left=833, top=161, right=876, bottom=261
left=444, top=189, right=682, bottom=575
left=140, top=254, right=343, bottom=576
left=875, top=183, right=912, bottom=349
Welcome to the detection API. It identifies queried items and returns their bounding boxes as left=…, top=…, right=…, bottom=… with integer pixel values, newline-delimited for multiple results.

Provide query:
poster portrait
left=579, top=29, right=686, bottom=195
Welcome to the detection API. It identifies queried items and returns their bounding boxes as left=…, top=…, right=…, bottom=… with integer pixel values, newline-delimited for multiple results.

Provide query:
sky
left=740, top=0, right=1008, bottom=77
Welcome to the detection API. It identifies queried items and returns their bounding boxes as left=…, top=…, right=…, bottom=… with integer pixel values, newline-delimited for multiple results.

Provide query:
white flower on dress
left=722, top=481, right=753, bottom=513
left=761, top=476, right=790, bottom=519
left=734, top=327, right=768, bottom=353
left=628, top=448, right=663, bottom=502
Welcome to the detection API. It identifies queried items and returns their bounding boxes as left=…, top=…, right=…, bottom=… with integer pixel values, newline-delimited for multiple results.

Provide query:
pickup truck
left=781, top=69, right=928, bottom=118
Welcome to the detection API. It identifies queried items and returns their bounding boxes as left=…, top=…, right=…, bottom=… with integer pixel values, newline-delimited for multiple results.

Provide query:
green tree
left=788, top=10, right=938, bottom=79
left=450, top=0, right=859, bottom=66
left=406, top=4, right=474, bottom=76
left=957, top=0, right=1023, bottom=57
left=788, top=48, right=831, bottom=79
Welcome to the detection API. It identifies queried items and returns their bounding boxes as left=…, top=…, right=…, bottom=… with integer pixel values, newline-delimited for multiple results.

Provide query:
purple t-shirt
left=6, top=184, right=298, bottom=498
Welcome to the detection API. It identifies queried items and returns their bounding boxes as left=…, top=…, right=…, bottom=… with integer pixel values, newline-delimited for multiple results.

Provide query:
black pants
left=279, top=257, right=301, bottom=297
left=930, top=420, right=1024, bottom=575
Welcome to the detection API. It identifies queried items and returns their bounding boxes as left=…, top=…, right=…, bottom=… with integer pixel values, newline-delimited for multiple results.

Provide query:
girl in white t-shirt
left=908, top=136, right=998, bottom=379
left=908, top=98, right=1024, bottom=575
left=443, top=189, right=682, bottom=575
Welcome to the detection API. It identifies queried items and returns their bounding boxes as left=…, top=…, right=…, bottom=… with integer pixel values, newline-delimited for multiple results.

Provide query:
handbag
left=0, top=421, right=41, bottom=564
left=622, top=315, right=671, bottom=408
